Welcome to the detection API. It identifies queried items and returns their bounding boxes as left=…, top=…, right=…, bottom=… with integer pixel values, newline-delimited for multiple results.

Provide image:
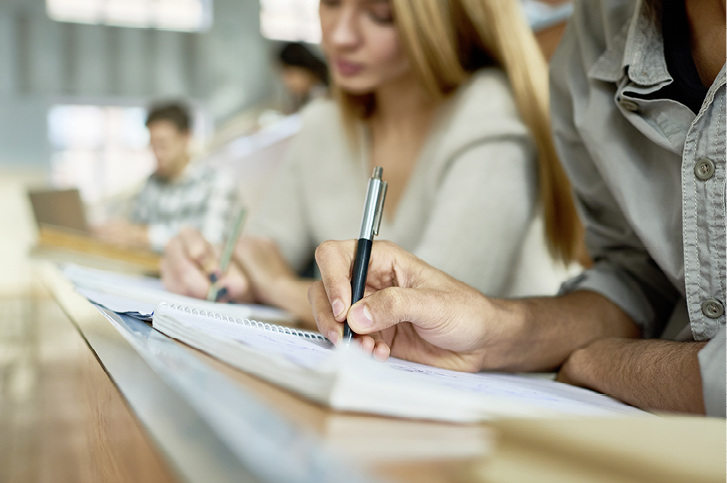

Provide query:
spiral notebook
left=62, top=263, right=292, bottom=323
left=152, top=303, right=646, bottom=422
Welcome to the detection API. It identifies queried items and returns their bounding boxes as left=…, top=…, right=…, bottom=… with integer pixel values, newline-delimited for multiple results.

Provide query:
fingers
left=346, top=286, right=442, bottom=335
left=160, top=240, right=211, bottom=299
left=308, top=281, right=342, bottom=343
left=314, top=240, right=357, bottom=322
left=314, top=239, right=427, bottom=326
left=310, top=281, right=392, bottom=360
left=179, top=227, right=218, bottom=275
left=218, top=262, right=255, bottom=304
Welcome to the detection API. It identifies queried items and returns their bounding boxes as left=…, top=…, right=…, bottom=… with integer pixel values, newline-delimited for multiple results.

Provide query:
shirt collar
left=588, top=0, right=670, bottom=87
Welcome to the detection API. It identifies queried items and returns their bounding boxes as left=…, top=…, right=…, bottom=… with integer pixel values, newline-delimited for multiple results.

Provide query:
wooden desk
left=0, top=283, right=174, bottom=482
left=32, top=226, right=161, bottom=276
left=1, top=263, right=492, bottom=483
left=3, top=264, right=724, bottom=483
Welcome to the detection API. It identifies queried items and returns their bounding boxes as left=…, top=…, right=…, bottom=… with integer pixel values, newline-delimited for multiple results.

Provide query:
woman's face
left=319, top=0, right=410, bottom=94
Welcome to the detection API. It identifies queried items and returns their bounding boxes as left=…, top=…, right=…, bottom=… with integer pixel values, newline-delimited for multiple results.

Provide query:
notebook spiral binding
left=168, top=303, right=327, bottom=341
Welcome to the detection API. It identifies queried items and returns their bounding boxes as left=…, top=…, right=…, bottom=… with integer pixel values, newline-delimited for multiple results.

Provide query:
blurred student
left=94, top=102, right=237, bottom=252
left=161, top=0, right=581, bottom=325
left=277, top=42, right=330, bottom=113
left=310, top=0, right=725, bottom=416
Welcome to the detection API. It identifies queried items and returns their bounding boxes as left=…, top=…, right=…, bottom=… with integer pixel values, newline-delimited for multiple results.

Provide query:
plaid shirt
left=132, top=162, right=238, bottom=251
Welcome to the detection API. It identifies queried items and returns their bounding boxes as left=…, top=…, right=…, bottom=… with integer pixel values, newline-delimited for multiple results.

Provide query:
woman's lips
left=334, top=59, right=364, bottom=76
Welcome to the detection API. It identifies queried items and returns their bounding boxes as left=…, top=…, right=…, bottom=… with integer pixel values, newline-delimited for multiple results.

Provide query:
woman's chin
left=334, top=79, right=377, bottom=96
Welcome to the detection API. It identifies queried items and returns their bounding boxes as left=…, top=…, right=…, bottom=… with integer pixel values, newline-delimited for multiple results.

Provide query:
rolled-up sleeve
left=549, top=3, right=679, bottom=337
left=698, top=326, right=726, bottom=417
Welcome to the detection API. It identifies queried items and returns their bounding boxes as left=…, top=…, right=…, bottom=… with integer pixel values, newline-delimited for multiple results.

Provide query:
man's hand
left=310, top=240, right=640, bottom=374
left=557, top=338, right=707, bottom=414
left=309, top=240, right=525, bottom=371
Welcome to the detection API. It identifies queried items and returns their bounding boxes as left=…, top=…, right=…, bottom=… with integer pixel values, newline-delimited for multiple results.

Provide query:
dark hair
left=145, top=102, right=191, bottom=132
left=277, top=42, right=329, bottom=86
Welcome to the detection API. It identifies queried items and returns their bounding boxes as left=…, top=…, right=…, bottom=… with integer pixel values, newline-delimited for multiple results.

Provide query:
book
left=152, top=302, right=648, bottom=422
left=62, top=263, right=293, bottom=323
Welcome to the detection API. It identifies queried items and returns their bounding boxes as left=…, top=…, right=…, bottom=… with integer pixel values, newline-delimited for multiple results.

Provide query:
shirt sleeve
left=412, top=135, right=539, bottom=296
left=549, top=4, right=680, bottom=338
left=698, top=326, right=726, bottom=417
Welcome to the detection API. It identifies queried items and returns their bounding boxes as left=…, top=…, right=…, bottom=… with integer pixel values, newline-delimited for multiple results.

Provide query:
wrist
left=255, top=273, right=296, bottom=307
left=475, top=296, right=532, bottom=371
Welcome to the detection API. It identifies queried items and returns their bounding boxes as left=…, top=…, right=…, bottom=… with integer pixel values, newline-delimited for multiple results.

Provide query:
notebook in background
left=63, top=263, right=294, bottom=324
left=152, top=302, right=648, bottom=422
left=28, top=188, right=90, bottom=234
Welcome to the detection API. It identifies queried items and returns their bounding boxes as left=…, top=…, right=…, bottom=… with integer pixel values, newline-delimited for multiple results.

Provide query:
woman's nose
left=328, top=8, right=360, bottom=50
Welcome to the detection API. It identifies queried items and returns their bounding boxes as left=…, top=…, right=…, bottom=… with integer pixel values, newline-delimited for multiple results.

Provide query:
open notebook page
left=152, top=303, right=647, bottom=422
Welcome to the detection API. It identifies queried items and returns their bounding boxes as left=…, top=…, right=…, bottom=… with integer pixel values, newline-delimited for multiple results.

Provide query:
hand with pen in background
left=160, top=227, right=304, bottom=313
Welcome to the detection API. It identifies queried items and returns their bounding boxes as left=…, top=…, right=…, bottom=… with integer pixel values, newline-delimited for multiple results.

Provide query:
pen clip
left=373, top=181, right=387, bottom=236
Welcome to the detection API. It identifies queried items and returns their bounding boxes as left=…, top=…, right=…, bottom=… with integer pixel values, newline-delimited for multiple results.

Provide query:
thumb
left=347, top=287, right=438, bottom=335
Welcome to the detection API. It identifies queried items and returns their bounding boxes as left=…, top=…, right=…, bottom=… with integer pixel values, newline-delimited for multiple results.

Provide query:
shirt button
left=694, top=158, right=715, bottom=180
left=702, top=299, right=725, bottom=319
left=619, top=99, right=639, bottom=112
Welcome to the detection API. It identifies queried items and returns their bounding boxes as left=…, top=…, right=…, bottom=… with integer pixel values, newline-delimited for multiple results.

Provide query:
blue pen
left=344, top=167, right=387, bottom=343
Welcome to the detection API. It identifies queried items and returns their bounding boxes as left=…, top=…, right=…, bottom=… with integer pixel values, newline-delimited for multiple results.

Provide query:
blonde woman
left=161, top=0, right=581, bottom=326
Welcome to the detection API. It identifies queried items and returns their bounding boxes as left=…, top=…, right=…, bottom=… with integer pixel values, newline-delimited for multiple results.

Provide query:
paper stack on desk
left=152, top=302, right=647, bottom=422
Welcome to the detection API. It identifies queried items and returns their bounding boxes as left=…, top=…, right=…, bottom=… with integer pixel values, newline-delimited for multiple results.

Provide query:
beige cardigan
left=247, top=68, right=569, bottom=297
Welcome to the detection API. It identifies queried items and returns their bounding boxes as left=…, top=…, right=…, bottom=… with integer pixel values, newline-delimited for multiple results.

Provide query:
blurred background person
left=93, top=102, right=238, bottom=252
left=160, top=0, right=582, bottom=326
left=276, top=42, right=330, bottom=113
left=0, top=0, right=574, bottom=293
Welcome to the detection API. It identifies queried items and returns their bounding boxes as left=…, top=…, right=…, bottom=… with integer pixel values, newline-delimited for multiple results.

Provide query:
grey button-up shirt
left=551, top=0, right=725, bottom=416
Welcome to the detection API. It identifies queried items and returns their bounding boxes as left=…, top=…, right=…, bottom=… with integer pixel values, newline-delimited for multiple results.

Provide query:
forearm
left=260, top=278, right=317, bottom=327
left=558, top=338, right=706, bottom=414
left=486, top=290, right=640, bottom=372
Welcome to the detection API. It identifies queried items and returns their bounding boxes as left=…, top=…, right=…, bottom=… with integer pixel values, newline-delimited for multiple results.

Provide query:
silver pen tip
left=372, top=166, right=383, bottom=179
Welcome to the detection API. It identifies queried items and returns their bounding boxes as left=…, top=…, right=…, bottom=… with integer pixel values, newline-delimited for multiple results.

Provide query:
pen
left=207, top=206, right=247, bottom=301
left=344, top=167, right=387, bottom=343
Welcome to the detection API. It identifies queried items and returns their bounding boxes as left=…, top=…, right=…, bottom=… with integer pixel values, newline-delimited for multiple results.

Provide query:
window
left=259, top=1, right=574, bottom=42
left=46, top=0, right=213, bottom=32
left=48, top=105, right=154, bottom=207
left=260, top=0, right=320, bottom=43
left=48, top=104, right=211, bottom=210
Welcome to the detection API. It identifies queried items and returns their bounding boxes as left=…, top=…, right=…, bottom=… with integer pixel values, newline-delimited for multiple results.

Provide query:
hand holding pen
left=344, top=166, right=388, bottom=343
left=207, top=207, right=247, bottom=301
left=160, top=209, right=250, bottom=303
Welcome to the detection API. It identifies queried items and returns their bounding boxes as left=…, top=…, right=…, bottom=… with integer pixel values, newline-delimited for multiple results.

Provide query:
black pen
left=344, top=167, right=387, bottom=344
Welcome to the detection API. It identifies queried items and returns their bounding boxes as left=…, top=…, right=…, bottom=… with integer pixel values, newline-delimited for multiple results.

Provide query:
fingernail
left=215, top=287, right=228, bottom=301
left=331, top=299, right=345, bottom=318
left=209, top=273, right=218, bottom=283
left=327, top=330, right=340, bottom=346
left=350, top=304, right=373, bottom=328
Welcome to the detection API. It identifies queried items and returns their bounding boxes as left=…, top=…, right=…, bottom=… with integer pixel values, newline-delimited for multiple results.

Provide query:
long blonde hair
left=331, top=0, right=581, bottom=264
